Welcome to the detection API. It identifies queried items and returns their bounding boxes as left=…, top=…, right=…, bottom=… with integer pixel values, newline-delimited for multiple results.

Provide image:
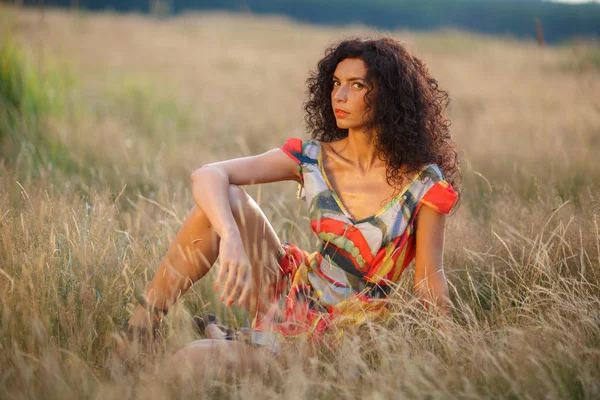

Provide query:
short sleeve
left=280, top=138, right=304, bottom=195
left=419, top=180, right=458, bottom=214
left=280, top=138, right=302, bottom=165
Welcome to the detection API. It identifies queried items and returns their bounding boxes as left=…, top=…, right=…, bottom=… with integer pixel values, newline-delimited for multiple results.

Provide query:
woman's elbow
left=190, top=164, right=213, bottom=182
left=190, top=167, right=203, bottom=183
left=190, top=164, right=230, bottom=186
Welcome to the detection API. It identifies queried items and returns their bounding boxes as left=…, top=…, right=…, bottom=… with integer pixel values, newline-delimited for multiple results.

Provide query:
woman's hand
left=215, top=230, right=253, bottom=307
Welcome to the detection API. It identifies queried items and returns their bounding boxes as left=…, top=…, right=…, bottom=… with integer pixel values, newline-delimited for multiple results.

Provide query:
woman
left=122, top=36, right=460, bottom=372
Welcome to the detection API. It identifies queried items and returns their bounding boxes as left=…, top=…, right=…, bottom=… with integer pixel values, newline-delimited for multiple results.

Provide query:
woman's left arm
left=413, top=204, right=451, bottom=317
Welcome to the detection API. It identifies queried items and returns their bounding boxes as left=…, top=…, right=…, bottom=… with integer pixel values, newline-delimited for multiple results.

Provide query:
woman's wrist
left=220, top=226, right=242, bottom=243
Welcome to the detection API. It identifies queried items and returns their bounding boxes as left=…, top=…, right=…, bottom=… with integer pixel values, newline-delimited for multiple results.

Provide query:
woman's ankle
left=128, top=304, right=163, bottom=329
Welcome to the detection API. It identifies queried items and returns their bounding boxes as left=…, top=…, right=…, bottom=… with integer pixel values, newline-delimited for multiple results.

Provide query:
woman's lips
left=334, top=109, right=349, bottom=118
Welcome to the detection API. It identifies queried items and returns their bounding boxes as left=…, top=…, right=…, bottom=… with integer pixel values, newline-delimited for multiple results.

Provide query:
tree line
left=18, top=0, right=600, bottom=43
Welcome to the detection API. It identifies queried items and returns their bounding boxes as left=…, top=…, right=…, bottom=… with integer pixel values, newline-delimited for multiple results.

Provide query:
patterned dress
left=250, top=138, right=458, bottom=350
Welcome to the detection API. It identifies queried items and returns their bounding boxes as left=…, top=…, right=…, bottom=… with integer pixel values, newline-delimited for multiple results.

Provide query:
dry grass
left=1, top=5, right=600, bottom=399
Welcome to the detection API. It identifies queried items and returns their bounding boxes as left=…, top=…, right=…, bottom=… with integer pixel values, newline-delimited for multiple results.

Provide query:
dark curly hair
left=304, top=37, right=461, bottom=194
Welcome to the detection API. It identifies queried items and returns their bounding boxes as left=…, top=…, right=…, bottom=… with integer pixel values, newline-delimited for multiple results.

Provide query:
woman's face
left=331, top=57, right=375, bottom=131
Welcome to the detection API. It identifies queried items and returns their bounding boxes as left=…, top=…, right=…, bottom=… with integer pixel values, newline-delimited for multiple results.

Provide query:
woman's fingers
left=226, top=263, right=250, bottom=307
left=238, top=276, right=252, bottom=307
left=215, top=261, right=228, bottom=291
left=220, top=265, right=238, bottom=305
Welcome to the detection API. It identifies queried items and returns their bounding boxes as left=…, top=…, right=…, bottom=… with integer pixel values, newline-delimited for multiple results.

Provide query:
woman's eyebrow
left=333, top=75, right=366, bottom=82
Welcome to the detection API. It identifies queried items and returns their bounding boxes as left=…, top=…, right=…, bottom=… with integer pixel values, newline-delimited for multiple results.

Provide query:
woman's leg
left=127, top=184, right=283, bottom=329
left=163, top=339, right=271, bottom=383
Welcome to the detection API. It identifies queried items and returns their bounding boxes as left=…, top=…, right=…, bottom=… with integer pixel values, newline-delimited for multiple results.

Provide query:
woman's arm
left=413, top=204, right=451, bottom=317
left=189, top=147, right=300, bottom=305
left=190, top=148, right=301, bottom=240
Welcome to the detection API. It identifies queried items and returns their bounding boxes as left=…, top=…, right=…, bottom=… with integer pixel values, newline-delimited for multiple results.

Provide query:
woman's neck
left=344, top=128, right=381, bottom=173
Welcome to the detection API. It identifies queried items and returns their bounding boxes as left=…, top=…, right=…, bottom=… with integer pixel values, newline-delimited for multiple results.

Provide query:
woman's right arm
left=189, top=147, right=301, bottom=306
left=190, top=147, right=301, bottom=239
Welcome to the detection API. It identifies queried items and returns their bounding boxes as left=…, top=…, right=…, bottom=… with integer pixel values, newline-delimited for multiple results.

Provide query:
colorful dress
left=250, top=138, right=458, bottom=351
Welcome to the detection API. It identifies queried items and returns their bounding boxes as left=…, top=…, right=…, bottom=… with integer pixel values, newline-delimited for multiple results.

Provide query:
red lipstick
left=334, top=108, right=349, bottom=118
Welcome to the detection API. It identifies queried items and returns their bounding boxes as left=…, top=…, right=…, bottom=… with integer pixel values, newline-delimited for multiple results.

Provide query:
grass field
left=1, top=5, right=600, bottom=399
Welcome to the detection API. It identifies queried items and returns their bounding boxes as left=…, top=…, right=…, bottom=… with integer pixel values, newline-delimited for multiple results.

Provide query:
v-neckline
left=316, top=141, right=424, bottom=225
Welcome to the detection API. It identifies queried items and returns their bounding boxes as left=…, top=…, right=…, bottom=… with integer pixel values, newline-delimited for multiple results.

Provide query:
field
left=1, top=5, right=600, bottom=399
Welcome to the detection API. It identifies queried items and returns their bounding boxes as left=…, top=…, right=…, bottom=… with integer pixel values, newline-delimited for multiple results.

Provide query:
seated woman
left=122, top=36, right=460, bottom=372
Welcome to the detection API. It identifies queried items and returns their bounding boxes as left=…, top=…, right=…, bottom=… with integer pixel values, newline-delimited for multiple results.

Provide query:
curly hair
left=304, top=37, right=461, bottom=194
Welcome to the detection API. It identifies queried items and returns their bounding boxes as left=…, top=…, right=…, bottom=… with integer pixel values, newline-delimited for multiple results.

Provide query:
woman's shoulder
left=417, top=163, right=446, bottom=184
left=280, top=137, right=321, bottom=164
left=412, top=163, right=458, bottom=214
left=303, top=138, right=321, bottom=148
left=302, top=139, right=321, bottom=163
left=281, top=137, right=322, bottom=149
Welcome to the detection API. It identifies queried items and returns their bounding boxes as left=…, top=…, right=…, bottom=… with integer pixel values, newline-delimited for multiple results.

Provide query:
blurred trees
left=14, top=0, right=600, bottom=43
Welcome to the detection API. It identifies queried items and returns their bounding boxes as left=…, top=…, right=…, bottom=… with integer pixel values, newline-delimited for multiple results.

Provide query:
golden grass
left=1, top=5, right=599, bottom=399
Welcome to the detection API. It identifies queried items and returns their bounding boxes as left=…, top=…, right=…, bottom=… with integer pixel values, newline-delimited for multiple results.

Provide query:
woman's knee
left=229, top=183, right=246, bottom=207
left=185, top=186, right=247, bottom=223
left=186, top=185, right=255, bottom=234
left=228, top=184, right=254, bottom=224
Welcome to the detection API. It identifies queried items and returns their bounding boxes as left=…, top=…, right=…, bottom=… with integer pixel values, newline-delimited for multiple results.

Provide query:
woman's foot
left=111, top=302, right=166, bottom=367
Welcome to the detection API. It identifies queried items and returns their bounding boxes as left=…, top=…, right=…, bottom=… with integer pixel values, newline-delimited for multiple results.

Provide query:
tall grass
left=0, top=36, right=80, bottom=183
left=1, top=5, right=599, bottom=399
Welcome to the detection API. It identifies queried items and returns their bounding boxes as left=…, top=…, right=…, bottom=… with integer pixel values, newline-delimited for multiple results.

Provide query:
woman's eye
left=352, top=82, right=364, bottom=89
left=332, top=81, right=340, bottom=87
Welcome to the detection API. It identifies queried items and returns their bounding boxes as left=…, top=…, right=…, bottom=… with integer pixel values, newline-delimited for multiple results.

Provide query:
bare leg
left=205, top=324, right=228, bottom=339
left=128, top=184, right=283, bottom=328
left=163, top=339, right=272, bottom=383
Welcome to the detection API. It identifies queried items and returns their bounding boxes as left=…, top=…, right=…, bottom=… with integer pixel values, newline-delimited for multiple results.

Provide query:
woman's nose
left=333, top=86, right=348, bottom=102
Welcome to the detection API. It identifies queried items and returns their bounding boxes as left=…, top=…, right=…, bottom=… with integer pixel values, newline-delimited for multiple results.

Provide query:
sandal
left=192, top=313, right=235, bottom=340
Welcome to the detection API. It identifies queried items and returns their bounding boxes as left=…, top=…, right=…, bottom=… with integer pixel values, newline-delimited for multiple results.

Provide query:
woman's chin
left=335, top=121, right=352, bottom=129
